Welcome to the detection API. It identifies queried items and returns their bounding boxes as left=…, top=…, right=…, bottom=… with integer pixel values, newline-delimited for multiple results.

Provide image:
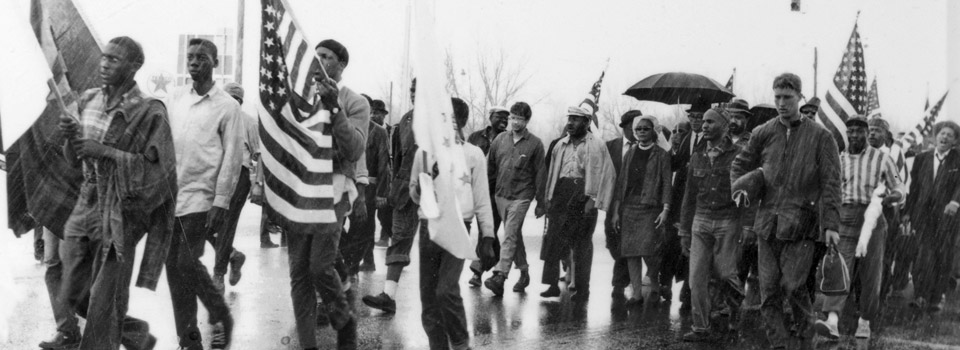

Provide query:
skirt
left=619, top=201, right=662, bottom=258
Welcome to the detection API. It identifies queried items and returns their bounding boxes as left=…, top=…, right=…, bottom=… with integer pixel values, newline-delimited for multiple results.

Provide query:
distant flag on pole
left=578, top=59, right=609, bottom=129
left=817, top=18, right=867, bottom=153
left=915, top=90, right=948, bottom=138
left=410, top=0, right=475, bottom=260
left=866, top=76, right=881, bottom=119
left=725, top=68, right=735, bottom=92
left=257, top=0, right=339, bottom=234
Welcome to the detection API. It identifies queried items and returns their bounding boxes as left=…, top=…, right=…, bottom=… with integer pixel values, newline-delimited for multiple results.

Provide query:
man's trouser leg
left=420, top=220, right=470, bottom=350
left=287, top=195, right=353, bottom=349
left=59, top=236, right=95, bottom=324
left=43, top=228, right=80, bottom=336
left=690, top=216, right=744, bottom=332
left=260, top=206, right=273, bottom=244
left=660, top=224, right=685, bottom=287
left=166, top=213, right=231, bottom=348
left=822, top=218, right=885, bottom=322
left=378, top=203, right=394, bottom=241
left=211, top=167, right=251, bottom=276
left=493, top=197, right=531, bottom=276
left=342, top=186, right=378, bottom=275
left=80, top=235, right=153, bottom=350
left=758, top=234, right=816, bottom=348
left=572, top=213, right=597, bottom=293
left=386, top=205, right=419, bottom=270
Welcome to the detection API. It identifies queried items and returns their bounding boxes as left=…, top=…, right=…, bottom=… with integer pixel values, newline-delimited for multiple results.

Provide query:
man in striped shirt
left=814, top=116, right=904, bottom=341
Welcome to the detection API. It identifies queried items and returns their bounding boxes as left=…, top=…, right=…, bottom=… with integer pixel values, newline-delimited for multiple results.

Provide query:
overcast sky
left=11, top=0, right=955, bottom=135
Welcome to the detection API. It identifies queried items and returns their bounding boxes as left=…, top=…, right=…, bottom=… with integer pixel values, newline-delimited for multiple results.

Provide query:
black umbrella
left=623, top=72, right=734, bottom=105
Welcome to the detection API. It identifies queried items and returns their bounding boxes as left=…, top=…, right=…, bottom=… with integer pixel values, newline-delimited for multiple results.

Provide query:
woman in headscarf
left=610, top=115, right=673, bottom=304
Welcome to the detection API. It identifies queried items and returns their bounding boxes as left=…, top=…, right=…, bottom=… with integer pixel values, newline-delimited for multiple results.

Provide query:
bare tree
left=444, top=48, right=538, bottom=136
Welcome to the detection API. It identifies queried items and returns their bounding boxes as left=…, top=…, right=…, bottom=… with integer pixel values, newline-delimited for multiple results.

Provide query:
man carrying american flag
left=255, top=0, right=367, bottom=348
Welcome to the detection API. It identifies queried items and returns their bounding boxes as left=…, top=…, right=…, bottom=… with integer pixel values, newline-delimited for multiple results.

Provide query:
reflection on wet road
left=3, top=206, right=959, bottom=349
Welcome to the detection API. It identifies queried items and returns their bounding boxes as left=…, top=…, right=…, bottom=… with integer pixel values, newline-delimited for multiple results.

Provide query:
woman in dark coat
left=610, top=115, right=673, bottom=304
left=903, top=121, right=960, bottom=312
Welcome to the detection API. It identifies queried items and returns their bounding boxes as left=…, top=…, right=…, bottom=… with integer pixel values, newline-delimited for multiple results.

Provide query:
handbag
left=816, top=246, right=850, bottom=296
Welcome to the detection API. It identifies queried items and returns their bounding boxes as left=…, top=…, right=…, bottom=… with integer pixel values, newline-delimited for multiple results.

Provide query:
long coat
left=611, top=145, right=672, bottom=257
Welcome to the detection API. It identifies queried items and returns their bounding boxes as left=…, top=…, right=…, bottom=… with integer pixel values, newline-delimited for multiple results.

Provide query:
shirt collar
left=511, top=128, right=530, bottom=141
left=190, top=83, right=223, bottom=100
left=100, top=83, right=144, bottom=122
left=936, top=149, right=952, bottom=160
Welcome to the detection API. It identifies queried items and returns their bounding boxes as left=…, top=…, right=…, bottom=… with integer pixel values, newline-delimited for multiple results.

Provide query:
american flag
left=915, top=90, right=948, bottom=138
left=257, top=0, right=338, bottom=233
left=818, top=21, right=867, bottom=153
left=866, top=77, right=881, bottom=118
left=578, top=68, right=606, bottom=128
left=725, top=68, right=735, bottom=92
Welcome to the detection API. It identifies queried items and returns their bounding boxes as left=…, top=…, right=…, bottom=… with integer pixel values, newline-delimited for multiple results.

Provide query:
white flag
left=411, top=0, right=476, bottom=260
left=0, top=2, right=54, bottom=151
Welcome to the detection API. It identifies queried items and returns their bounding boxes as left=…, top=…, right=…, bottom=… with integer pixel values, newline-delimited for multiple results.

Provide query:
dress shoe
left=468, top=274, right=482, bottom=288
left=362, top=292, right=397, bottom=313
left=228, top=251, right=245, bottom=286
left=39, top=331, right=81, bottom=349
left=540, top=284, right=561, bottom=298
left=513, top=271, right=530, bottom=292
left=260, top=240, right=279, bottom=248
left=375, top=238, right=390, bottom=247
left=484, top=273, right=506, bottom=296
left=659, top=285, right=673, bottom=302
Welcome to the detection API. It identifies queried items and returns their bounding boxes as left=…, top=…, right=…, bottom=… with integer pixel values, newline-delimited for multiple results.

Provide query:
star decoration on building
left=150, top=74, right=170, bottom=93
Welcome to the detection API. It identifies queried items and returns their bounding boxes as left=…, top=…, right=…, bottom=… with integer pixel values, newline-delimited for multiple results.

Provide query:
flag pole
left=813, top=47, right=818, bottom=98
left=235, top=0, right=244, bottom=84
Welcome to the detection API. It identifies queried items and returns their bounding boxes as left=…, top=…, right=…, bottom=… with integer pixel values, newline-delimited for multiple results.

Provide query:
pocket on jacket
left=514, top=154, right=529, bottom=169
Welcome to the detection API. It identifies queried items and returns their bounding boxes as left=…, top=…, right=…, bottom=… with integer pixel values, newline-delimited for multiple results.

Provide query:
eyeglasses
left=634, top=127, right=653, bottom=132
left=508, top=114, right=525, bottom=121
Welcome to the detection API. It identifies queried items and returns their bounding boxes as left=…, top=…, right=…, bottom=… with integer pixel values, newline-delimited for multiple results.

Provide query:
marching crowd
left=27, top=34, right=960, bottom=350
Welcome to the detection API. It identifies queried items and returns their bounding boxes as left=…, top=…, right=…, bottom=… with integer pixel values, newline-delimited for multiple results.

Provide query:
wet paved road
left=3, top=203, right=960, bottom=349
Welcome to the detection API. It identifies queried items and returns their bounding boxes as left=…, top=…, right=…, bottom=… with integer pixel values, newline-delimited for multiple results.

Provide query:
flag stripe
left=262, top=159, right=334, bottom=207
left=260, top=105, right=330, bottom=157
left=263, top=185, right=337, bottom=223
left=260, top=122, right=333, bottom=178
left=825, top=91, right=853, bottom=122
left=818, top=107, right=847, bottom=148
left=288, top=40, right=308, bottom=92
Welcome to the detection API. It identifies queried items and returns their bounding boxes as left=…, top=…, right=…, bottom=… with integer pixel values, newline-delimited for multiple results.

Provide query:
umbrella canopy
left=623, top=72, right=734, bottom=105
left=748, top=103, right=777, bottom=132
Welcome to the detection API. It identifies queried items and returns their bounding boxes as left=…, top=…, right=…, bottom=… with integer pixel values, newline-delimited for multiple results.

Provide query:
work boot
left=229, top=251, right=246, bottom=286
left=468, top=273, right=482, bottom=288
left=513, top=270, right=530, bottom=292
left=260, top=240, right=279, bottom=248
left=660, top=285, right=673, bottom=302
left=375, top=237, right=390, bottom=247
left=484, top=272, right=506, bottom=296
left=210, top=314, right=233, bottom=350
left=362, top=292, right=397, bottom=313
left=212, top=273, right=225, bottom=294
left=38, top=331, right=81, bottom=349
left=540, top=284, right=561, bottom=298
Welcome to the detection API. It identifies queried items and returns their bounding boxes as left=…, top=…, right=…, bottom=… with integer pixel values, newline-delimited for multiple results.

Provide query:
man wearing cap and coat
left=538, top=106, right=616, bottom=301
left=664, top=99, right=710, bottom=305
left=605, top=110, right=642, bottom=298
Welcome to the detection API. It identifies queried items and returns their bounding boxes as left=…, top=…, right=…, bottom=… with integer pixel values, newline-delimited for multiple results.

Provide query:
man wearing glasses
left=483, top=102, right=545, bottom=296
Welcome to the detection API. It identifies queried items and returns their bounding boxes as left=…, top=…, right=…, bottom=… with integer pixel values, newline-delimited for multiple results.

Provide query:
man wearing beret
left=278, top=38, right=367, bottom=350
left=605, top=110, right=641, bottom=298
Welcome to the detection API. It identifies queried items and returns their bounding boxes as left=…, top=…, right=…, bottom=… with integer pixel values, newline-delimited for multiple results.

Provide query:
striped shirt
left=841, top=146, right=904, bottom=205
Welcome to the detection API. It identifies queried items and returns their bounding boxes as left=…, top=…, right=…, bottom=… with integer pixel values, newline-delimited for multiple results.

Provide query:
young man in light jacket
left=409, top=97, right=497, bottom=350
